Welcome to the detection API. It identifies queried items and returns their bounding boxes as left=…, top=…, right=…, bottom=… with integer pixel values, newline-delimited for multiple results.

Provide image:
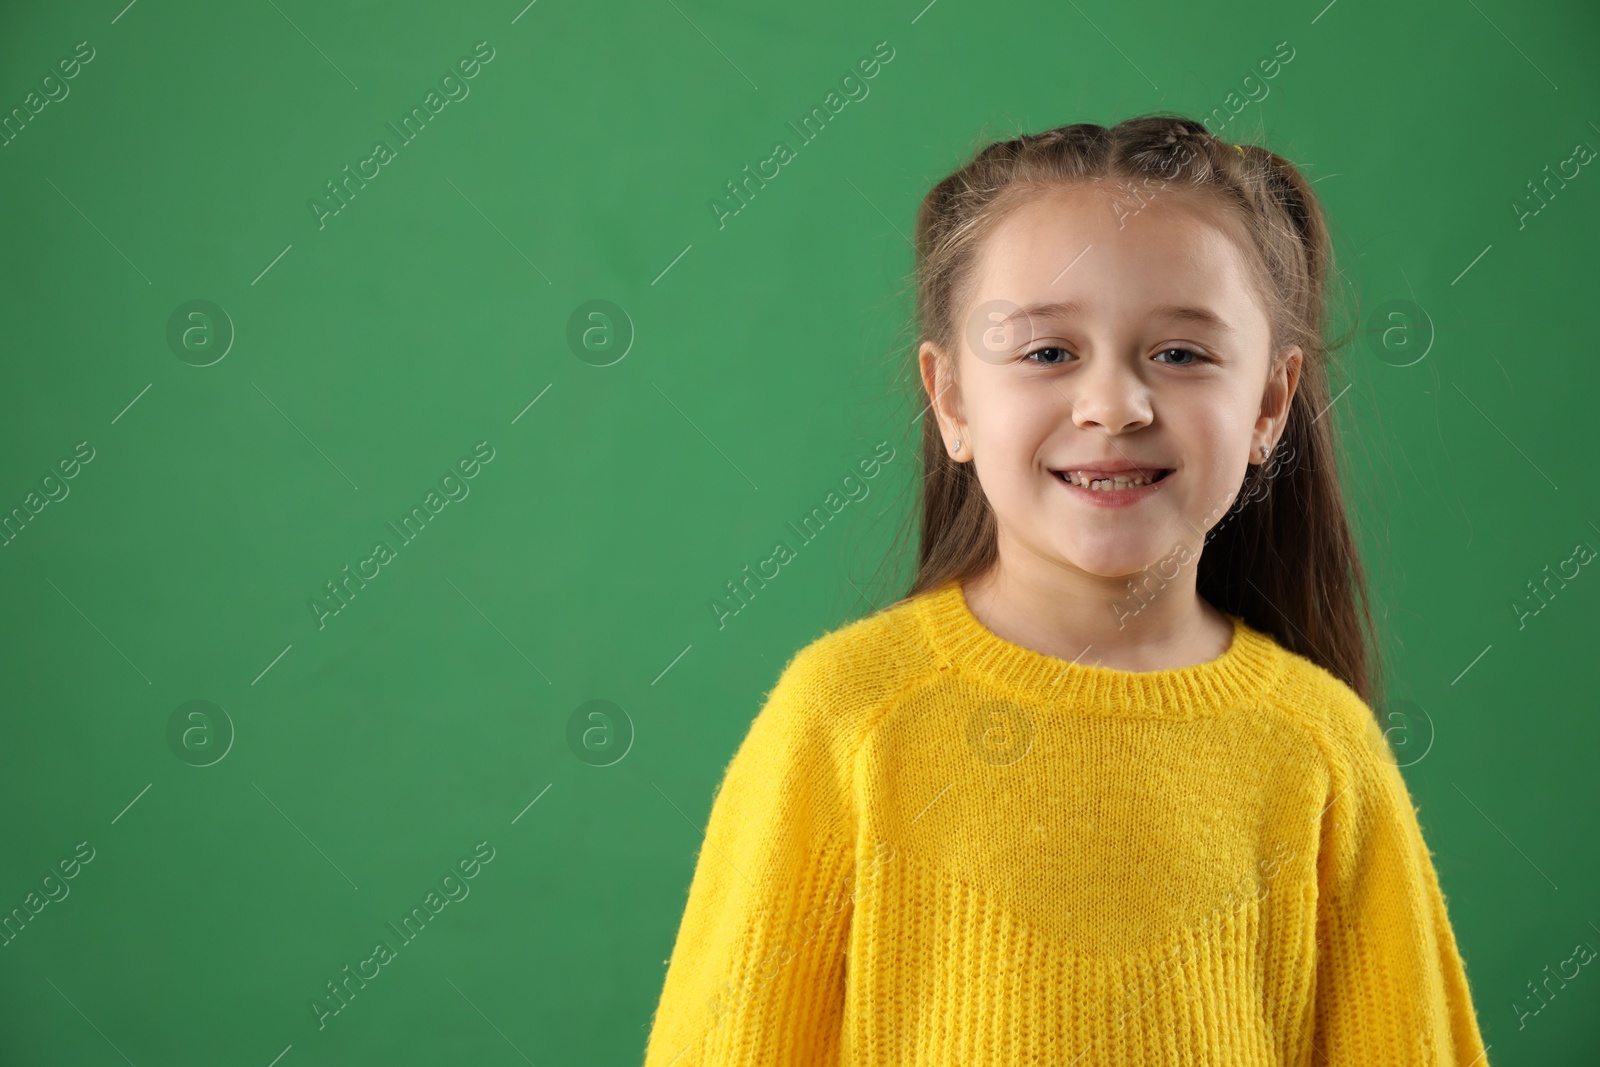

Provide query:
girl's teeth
left=1064, top=471, right=1158, bottom=490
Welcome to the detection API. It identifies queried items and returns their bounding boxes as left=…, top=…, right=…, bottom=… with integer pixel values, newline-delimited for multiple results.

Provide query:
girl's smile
left=1051, top=465, right=1173, bottom=507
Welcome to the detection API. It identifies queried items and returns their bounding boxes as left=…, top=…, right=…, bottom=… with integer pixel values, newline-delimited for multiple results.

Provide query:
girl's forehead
left=982, top=209, right=1246, bottom=290
left=990, top=183, right=1243, bottom=257
left=971, top=186, right=1268, bottom=322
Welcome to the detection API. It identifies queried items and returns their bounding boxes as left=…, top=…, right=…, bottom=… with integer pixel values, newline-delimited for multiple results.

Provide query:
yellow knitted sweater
left=643, top=579, right=1491, bottom=1065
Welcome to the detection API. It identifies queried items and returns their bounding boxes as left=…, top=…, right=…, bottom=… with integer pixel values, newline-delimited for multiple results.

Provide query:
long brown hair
left=864, top=114, right=1383, bottom=707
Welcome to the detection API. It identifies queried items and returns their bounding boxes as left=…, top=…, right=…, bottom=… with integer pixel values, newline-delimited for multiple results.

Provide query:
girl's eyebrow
left=1009, top=299, right=1236, bottom=334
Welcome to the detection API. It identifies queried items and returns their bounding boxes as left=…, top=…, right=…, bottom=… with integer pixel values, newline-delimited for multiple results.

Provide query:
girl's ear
left=919, top=341, right=967, bottom=456
left=1252, top=344, right=1303, bottom=458
left=1280, top=345, right=1304, bottom=404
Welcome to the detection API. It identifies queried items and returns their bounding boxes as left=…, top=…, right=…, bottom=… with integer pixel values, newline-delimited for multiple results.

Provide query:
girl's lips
left=1052, top=468, right=1171, bottom=507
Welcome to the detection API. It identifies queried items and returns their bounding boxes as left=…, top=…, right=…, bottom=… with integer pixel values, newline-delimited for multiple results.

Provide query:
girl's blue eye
left=1154, top=346, right=1209, bottom=366
left=1022, top=346, right=1070, bottom=365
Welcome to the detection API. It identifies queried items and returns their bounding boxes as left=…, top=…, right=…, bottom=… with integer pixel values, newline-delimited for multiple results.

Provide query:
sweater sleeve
left=642, top=647, right=858, bottom=1067
left=1311, top=699, right=1492, bottom=1065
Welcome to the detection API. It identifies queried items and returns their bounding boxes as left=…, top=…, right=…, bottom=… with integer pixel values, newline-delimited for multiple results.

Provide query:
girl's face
left=921, top=181, right=1301, bottom=589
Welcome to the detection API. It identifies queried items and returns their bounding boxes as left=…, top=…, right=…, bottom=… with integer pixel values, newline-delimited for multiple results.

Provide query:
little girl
left=643, top=116, right=1491, bottom=1066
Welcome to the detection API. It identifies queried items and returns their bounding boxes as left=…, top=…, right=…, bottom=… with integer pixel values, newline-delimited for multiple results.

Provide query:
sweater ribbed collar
left=913, top=579, right=1284, bottom=720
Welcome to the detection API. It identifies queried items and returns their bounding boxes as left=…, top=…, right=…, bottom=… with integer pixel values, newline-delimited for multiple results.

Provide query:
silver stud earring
left=1259, top=444, right=1271, bottom=461
left=952, top=437, right=961, bottom=453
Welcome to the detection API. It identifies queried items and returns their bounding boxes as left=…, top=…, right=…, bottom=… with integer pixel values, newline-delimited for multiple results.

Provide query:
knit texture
left=643, top=579, right=1491, bottom=1065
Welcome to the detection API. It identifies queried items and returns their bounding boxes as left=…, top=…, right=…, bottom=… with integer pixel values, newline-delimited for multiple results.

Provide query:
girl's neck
left=961, top=563, right=1235, bottom=674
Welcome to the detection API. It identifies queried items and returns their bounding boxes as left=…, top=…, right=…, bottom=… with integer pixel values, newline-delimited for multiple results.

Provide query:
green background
left=1, top=0, right=1596, bottom=1062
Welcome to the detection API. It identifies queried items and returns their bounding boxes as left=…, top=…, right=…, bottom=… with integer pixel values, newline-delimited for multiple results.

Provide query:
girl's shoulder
left=724, top=593, right=942, bottom=796
left=1257, top=639, right=1392, bottom=768
left=819, top=585, right=944, bottom=655
left=757, top=588, right=946, bottom=733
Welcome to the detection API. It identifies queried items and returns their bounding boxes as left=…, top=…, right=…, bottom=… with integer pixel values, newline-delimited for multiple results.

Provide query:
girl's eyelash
left=1021, top=346, right=1214, bottom=366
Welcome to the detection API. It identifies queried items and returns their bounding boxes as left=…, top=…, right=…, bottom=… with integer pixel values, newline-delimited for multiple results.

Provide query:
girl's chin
left=1056, top=533, right=1175, bottom=565
left=1063, top=557, right=1176, bottom=581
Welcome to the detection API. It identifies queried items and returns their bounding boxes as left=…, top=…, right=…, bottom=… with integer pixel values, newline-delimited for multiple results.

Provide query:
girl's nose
left=1066, top=364, right=1154, bottom=434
